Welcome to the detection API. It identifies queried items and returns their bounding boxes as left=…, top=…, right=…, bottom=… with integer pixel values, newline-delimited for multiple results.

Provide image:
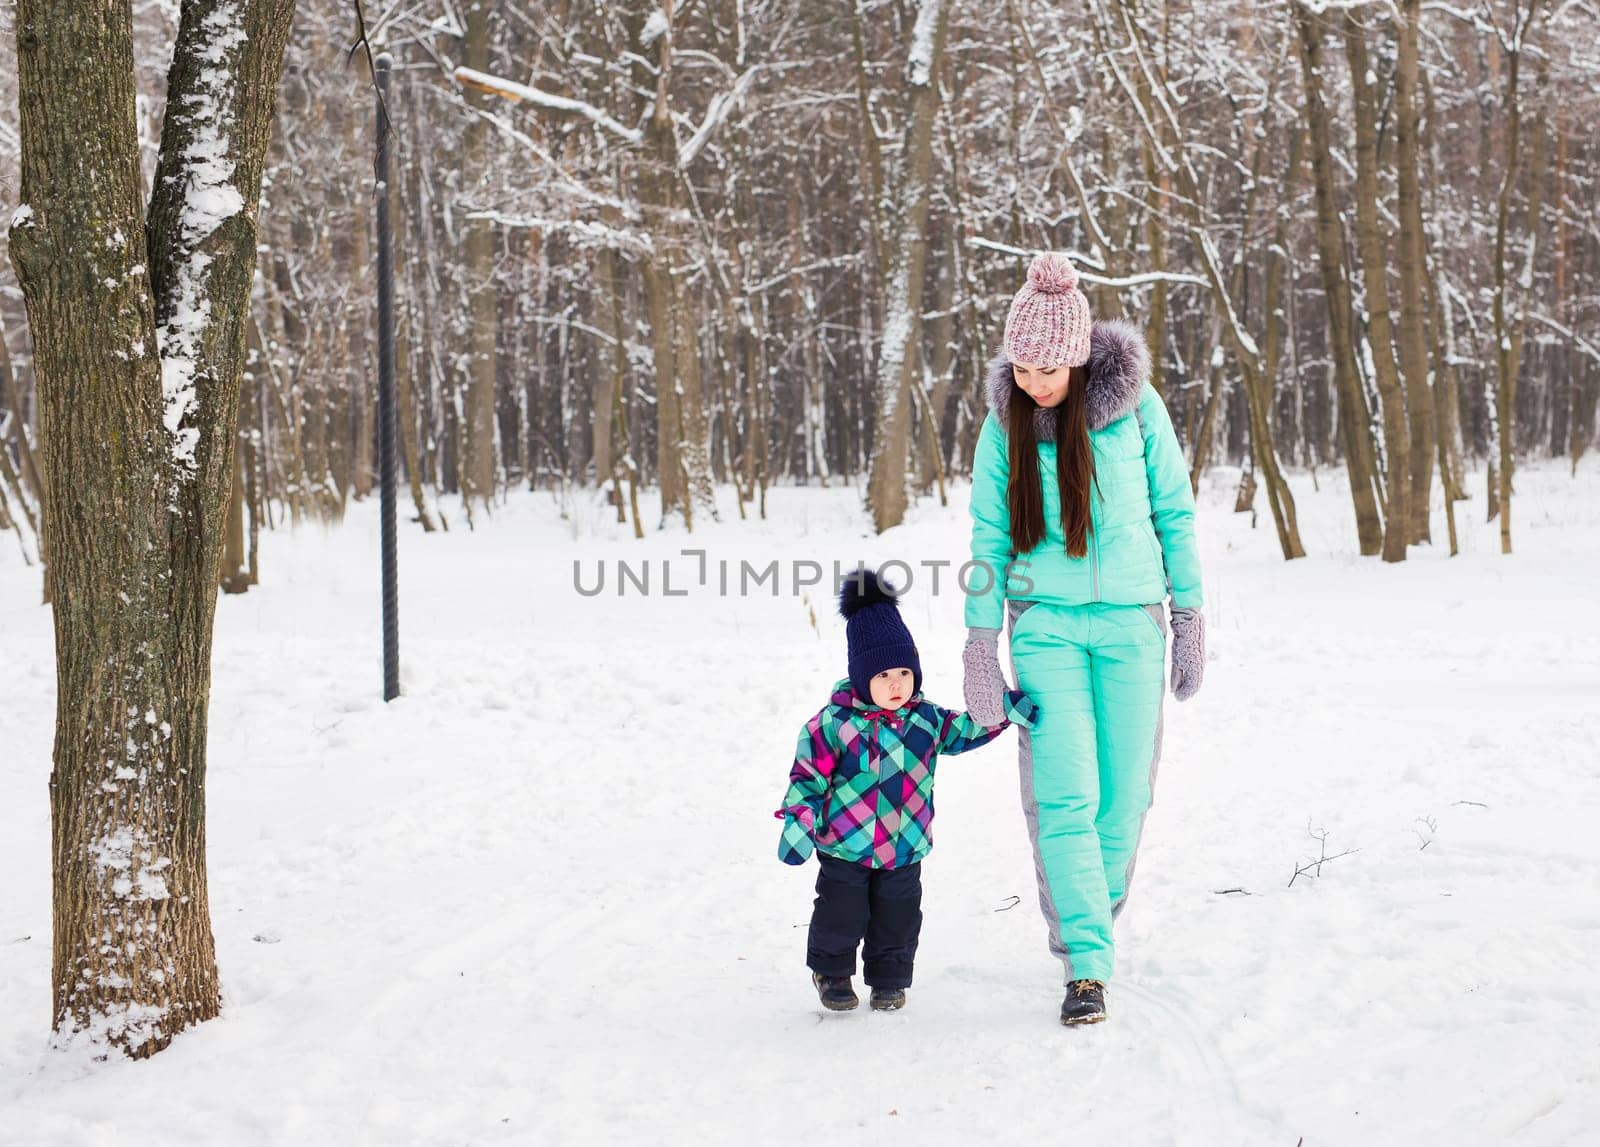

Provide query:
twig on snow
left=1288, top=820, right=1360, bottom=888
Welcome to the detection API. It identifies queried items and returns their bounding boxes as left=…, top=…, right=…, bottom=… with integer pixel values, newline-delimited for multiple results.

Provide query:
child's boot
left=812, top=972, right=859, bottom=1011
left=869, top=986, right=906, bottom=1012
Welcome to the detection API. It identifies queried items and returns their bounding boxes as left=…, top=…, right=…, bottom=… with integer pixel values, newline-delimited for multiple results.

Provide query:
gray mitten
left=962, top=627, right=1008, bottom=724
left=1168, top=607, right=1205, bottom=701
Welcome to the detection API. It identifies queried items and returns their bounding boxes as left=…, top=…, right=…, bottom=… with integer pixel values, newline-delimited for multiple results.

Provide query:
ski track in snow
left=2, top=462, right=1599, bottom=1145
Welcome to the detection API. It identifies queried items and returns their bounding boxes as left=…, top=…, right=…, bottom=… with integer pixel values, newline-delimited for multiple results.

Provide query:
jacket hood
left=985, top=318, right=1151, bottom=442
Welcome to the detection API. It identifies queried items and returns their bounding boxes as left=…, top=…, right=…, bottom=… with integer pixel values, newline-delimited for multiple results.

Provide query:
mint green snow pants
left=1007, top=599, right=1167, bottom=984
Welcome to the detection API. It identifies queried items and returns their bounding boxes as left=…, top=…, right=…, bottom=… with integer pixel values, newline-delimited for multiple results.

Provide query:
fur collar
left=985, top=319, right=1151, bottom=441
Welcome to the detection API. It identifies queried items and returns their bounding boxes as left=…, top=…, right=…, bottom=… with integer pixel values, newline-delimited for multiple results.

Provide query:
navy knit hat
left=839, top=567, right=922, bottom=705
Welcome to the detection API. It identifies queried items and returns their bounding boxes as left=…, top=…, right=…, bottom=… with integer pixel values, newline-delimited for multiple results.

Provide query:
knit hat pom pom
left=1026, top=252, right=1078, bottom=294
left=838, top=567, right=900, bottom=619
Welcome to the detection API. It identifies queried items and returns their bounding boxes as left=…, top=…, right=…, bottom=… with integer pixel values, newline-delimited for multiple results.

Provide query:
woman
left=961, top=252, right=1206, bottom=1026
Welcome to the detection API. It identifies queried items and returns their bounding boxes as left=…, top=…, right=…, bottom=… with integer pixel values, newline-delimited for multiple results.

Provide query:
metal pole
left=374, top=52, right=401, bottom=702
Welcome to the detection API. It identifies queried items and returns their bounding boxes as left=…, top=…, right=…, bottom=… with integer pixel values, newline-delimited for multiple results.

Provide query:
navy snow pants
left=806, top=853, right=923, bottom=989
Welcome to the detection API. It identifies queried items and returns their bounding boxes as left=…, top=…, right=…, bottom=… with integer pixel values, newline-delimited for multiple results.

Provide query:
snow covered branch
left=1527, top=311, right=1600, bottom=367
left=967, top=238, right=1207, bottom=288
left=460, top=211, right=654, bottom=256
left=459, top=103, right=637, bottom=218
left=453, top=66, right=643, bottom=144
left=678, top=66, right=762, bottom=168
left=905, top=0, right=945, bottom=87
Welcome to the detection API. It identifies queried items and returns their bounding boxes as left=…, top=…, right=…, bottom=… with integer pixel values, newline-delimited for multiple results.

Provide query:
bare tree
left=1394, top=0, right=1436, bottom=545
left=1342, top=7, right=1411, bottom=562
left=1488, top=0, right=1547, bottom=554
left=866, top=0, right=951, bottom=534
left=8, top=0, right=297, bottom=1057
left=1294, top=1, right=1384, bottom=555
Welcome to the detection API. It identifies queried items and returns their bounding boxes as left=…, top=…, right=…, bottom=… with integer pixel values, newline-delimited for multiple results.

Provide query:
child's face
left=869, top=667, right=915, bottom=711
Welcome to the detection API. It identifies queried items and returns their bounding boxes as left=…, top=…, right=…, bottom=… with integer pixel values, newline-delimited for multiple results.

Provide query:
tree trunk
left=598, top=227, right=643, bottom=536
left=0, top=312, right=43, bottom=558
left=1144, top=148, right=1170, bottom=398
left=1394, top=0, right=1436, bottom=545
left=1293, top=3, right=1384, bottom=555
left=460, top=0, right=499, bottom=517
left=849, top=0, right=888, bottom=295
left=0, top=314, right=45, bottom=509
left=633, top=2, right=716, bottom=528
left=673, top=281, right=718, bottom=520
left=1251, top=127, right=1308, bottom=559
left=9, top=0, right=297, bottom=1058
left=243, top=370, right=264, bottom=582
left=1190, top=317, right=1224, bottom=494
left=387, top=105, right=437, bottom=534
left=1421, top=73, right=1470, bottom=504
left=741, top=296, right=771, bottom=517
left=1343, top=10, right=1411, bottom=563
left=592, top=298, right=615, bottom=496
left=641, top=243, right=681, bottom=524
left=918, top=253, right=956, bottom=493
left=788, top=185, right=829, bottom=486
left=219, top=423, right=250, bottom=593
left=1490, top=6, right=1547, bottom=555
left=866, top=0, right=950, bottom=534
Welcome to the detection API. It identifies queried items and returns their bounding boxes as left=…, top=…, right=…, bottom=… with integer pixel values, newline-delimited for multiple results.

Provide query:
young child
left=775, top=568, right=1037, bottom=1012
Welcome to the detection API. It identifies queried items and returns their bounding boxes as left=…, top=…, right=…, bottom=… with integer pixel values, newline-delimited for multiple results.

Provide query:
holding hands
left=961, top=627, right=1009, bottom=724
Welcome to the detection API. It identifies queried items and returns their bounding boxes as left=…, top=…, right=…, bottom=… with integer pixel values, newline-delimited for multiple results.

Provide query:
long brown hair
left=1005, top=364, right=1094, bottom=558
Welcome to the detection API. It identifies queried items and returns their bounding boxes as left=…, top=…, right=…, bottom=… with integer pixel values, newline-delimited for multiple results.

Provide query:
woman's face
left=1012, top=360, right=1070, bottom=409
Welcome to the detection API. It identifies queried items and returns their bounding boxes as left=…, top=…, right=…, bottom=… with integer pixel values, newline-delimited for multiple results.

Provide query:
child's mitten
left=777, top=811, right=817, bottom=865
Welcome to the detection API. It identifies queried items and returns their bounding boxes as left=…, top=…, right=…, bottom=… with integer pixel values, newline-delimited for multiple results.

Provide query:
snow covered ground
left=2, top=461, right=1598, bottom=1146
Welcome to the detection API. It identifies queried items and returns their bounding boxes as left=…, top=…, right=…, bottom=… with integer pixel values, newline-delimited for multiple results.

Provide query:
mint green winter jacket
left=964, top=320, right=1203, bottom=630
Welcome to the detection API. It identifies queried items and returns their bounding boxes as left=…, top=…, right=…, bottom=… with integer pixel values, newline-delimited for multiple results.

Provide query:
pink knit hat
left=1003, top=252, right=1092, bottom=367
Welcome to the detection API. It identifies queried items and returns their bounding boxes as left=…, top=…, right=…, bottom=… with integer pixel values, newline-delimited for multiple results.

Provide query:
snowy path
left=3, top=464, right=1598, bottom=1145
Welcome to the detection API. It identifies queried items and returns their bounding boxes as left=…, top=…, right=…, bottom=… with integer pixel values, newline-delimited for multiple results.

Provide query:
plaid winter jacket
left=775, top=678, right=1038, bottom=869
